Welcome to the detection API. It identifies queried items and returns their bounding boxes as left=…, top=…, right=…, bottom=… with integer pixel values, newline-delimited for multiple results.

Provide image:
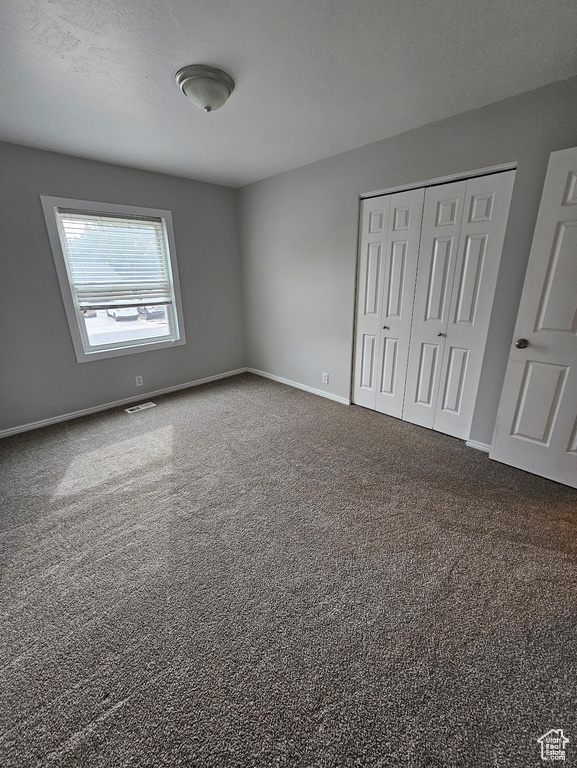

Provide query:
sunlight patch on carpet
left=52, top=426, right=174, bottom=498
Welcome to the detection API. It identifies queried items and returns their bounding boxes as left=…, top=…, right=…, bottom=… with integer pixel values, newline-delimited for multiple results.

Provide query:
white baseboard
left=248, top=368, right=350, bottom=405
left=0, top=367, right=248, bottom=439
left=466, top=439, right=491, bottom=453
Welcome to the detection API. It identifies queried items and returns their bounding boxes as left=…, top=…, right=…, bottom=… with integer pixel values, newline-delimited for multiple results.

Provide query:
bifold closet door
left=402, top=181, right=467, bottom=429
left=353, top=195, right=390, bottom=409
left=404, top=171, right=515, bottom=439
left=353, top=188, right=425, bottom=416
left=434, top=171, right=515, bottom=438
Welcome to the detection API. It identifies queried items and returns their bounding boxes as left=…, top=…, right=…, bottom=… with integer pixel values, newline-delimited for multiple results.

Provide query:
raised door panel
left=363, top=243, right=382, bottom=316
left=403, top=181, right=466, bottom=428
left=535, top=221, right=577, bottom=333
left=434, top=171, right=515, bottom=439
left=415, top=343, right=439, bottom=407
left=510, top=361, right=569, bottom=445
left=439, top=347, right=469, bottom=415
left=568, top=420, right=577, bottom=455
left=491, top=148, right=577, bottom=487
left=378, top=336, right=398, bottom=396
left=353, top=197, right=390, bottom=408
left=374, top=187, right=425, bottom=418
left=359, top=334, right=377, bottom=390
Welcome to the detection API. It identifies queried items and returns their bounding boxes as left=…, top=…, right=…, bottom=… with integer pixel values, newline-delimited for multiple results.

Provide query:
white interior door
left=434, top=171, right=515, bottom=439
left=353, top=189, right=424, bottom=415
left=402, top=181, right=467, bottom=428
left=353, top=196, right=390, bottom=409
left=403, top=172, right=515, bottom=438
left=374, top=188, right=425, bottom=417
left=490, top=148, right=577, bottom=488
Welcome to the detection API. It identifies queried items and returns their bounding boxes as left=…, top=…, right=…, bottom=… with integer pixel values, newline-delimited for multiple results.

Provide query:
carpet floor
left=1, top=373, right=576, bottom=768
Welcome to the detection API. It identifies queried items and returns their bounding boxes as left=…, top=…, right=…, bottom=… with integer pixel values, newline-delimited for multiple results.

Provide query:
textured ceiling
left=1, top=0, right=576, bottom=186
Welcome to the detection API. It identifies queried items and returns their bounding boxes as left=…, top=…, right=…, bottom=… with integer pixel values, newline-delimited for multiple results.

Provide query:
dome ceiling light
left=175, top=64, right=235, bottom=113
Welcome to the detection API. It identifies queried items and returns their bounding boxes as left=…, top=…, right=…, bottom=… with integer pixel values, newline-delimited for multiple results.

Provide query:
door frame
left=350, top=161, right=518, bottom=405
left=360, top=162, right=518, bottom=200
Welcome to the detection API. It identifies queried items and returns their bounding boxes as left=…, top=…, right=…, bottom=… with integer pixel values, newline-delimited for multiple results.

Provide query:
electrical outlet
left=135, top=375, right=143, bottom=387
left=322, top=372, right=329, bottom=385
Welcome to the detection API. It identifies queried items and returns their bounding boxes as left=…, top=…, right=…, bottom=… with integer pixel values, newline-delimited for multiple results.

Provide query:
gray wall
left=0, top=142, right=245, bottom=431
left=3, top=76, right=577, bottom=441
left=239, top=76, right=577, bottom=446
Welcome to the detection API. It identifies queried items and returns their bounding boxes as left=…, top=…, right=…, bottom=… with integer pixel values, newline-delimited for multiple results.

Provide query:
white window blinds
left=56, top=211, right=174, bottom=310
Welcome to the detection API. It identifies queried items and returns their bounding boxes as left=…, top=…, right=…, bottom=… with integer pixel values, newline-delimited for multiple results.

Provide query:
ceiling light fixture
left=175, top=64, right=235, bottom=113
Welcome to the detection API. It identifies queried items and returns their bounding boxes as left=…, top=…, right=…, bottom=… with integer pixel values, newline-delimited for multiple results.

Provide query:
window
left=41, top=197, right=186, bottom=362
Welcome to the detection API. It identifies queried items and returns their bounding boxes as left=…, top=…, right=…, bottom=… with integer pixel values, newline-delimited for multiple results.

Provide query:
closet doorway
left=352, top=167, right=515, bottom=441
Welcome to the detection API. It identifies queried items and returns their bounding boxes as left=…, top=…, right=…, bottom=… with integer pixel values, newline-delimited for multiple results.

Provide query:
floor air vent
left=125, top=402, right=157, bottom=414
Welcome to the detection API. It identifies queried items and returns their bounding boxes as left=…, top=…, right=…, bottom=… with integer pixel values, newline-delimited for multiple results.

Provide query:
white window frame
left=41, top=196, right=187, bottom=363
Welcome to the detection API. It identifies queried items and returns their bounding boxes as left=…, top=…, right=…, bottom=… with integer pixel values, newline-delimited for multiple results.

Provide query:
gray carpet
left=1, top=373, right=576, bottom=768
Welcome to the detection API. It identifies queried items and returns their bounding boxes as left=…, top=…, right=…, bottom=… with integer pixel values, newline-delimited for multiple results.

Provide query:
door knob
left=383, top=325, right=389, bottom=330
left=515, top=338, right=529, bottom=349
left=437, top=332, right=445, bottom=337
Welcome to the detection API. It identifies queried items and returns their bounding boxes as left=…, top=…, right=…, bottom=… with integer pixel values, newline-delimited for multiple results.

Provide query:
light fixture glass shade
left=182, top=77, right=229, bottom=112
left=176, top=65, right=235, bottom=112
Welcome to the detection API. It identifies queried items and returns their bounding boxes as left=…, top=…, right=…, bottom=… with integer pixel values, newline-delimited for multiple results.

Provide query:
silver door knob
left=515, top=338, right=529, bottom=349
left=437, top=332, right=445, bottom=337
left=383, top=326, right=389, bottom=330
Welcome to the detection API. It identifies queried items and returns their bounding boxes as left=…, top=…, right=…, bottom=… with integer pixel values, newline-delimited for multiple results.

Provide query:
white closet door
left=354, top=171, right=513, bottom=437
left=375, top=187, right=425, bottom=417
left=402, top=181, right=467, bottom=428
left=353, top=196, right=390, bottom=409
left=490, top=148, right=577, bottom=488
left=435, top=171, right=515, bottom=439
